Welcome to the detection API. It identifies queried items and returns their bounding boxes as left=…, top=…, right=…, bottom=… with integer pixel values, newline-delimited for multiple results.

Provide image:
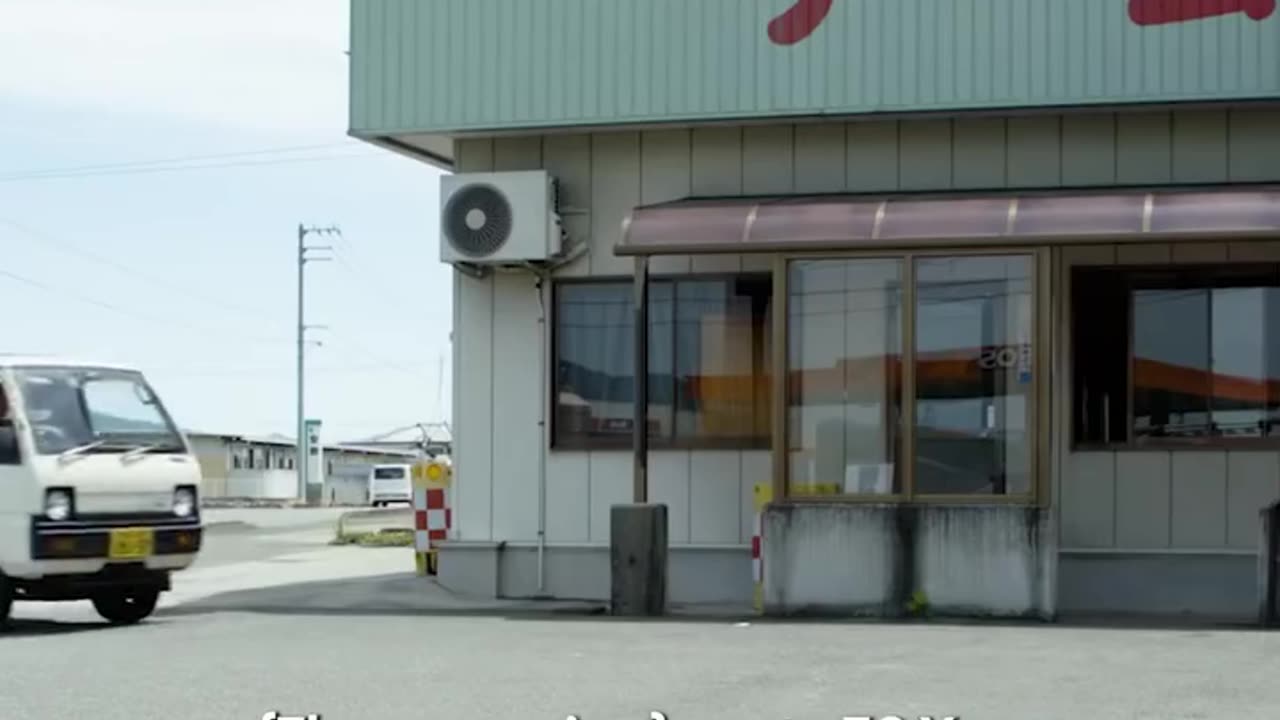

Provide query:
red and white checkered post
left=413, top=486, right=451, bottom=575
left=752, top=482, right=772, bottom=612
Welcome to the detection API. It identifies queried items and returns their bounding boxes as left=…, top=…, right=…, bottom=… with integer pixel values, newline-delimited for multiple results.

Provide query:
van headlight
left=173, top=486, right=196, bottom=518
left=45, top=489, right=73, bottom=521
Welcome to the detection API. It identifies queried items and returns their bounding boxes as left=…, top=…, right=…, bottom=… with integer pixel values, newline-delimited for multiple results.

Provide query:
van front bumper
left=28, top=513, right=202, bottom=562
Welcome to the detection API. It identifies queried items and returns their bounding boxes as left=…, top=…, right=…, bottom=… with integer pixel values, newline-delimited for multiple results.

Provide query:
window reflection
left=914, top=256, right=1034, bottom=496
left=553, top=276, right=771, bottom=448
left=787, top=259, right=903, bottom=496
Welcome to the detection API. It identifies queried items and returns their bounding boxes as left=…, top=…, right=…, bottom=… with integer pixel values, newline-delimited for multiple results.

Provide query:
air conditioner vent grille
left=443, top=184, right=513, bottom=258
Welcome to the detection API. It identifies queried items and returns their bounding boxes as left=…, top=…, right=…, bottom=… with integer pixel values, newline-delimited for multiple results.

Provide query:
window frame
left=1071, top=261, right=1280, bottom=452
left=773, top=247, right=1051, bottom=507
left=549, top=272, right=774, bottom=452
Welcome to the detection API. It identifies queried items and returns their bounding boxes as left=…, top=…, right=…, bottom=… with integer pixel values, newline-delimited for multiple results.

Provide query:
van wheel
left=92, top=588, right=160, bottom=625
left=0, top=575, right=12, bottom=630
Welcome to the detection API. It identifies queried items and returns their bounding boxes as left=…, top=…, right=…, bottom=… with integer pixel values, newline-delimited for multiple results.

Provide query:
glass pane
left=915, top=255, right=1033, bottom=495
left=674, top=276, right=772, bottom=444
left=1132, top=288, right=1211, bottom=438
left=1211, top=288, right=1268, bottom=438
left=788, top=259, right=903, bottom=497
left=554, top=282, right=675, bottom=445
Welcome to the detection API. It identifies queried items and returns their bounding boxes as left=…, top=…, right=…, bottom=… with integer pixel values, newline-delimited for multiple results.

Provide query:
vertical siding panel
left=741, top=450, right=770, bottom=544
left=366, top=0, right=386, bottom=132
left=1170, top=452, right=1228, bottom=549
left=543, top=135, right=593, bottom=278
left=898, top=119, right=954, bottom=191
left=492, top=137, right=543, bottom=171
left=589, top=132, right=641, bottom=277
left=490, top=273, right=543, bottom=542
left=588, top=452, right=631, bottom=543
left=1116, top=243, right=1172, bottom=265
left=580, top=0, right=601, bottom=120
left=952, top=118, right=1007, bottom=190
left=691, top=127, right=744, bottom=274
left=414, top=1, right=434, bottom=128
left=742, top=126, right=796, bottom=195
left=1172, top=242, right=1228, bottom=264
left=468, top=0, right=490, bottom=125
left=1006, top=116, right=1062, bottom=188
left=847, top=121, right=901, bottom=193
left=1061, top=452, right=1117, bottom=548
left=1116, top=112, right=1173, bottom=186
left=953, top=0, right=976, bottom=103
left=1227, top=452, right=1280, bottom=550
left=545, top=452, right=590, bottom=542
left=1061, top=114, right=1117, bottom=187
left=1228, top=241, right=1280, bottom=263
left=794, top=123, right=848, bottom=194
left=690, top=451, right=742, bottom=545
left=742, top=125, right=794, bottom=272
left=454, top=132, right=497, bottom=540
left=1172, top=110, right=1229, bottom=184
left=642, top=130, right=694, bottom=275
left=1229, top=109, right=1280, bottom=183
left=650, top=451, right=692, bottom=544
left=564, top=0, right=584, bottom=121
left=1115, top=452, right=1172, bottom=549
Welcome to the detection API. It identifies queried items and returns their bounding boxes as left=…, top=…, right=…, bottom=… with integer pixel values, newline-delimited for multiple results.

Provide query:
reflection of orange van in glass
left=0, top=357, right=203, bottom=628
left=368, top=464, right=412, bottom=507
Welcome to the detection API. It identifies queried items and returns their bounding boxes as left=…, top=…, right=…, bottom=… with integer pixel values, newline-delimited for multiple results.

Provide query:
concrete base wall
left=438, top=542, right=752, bottom=605
left=762, top=504, right=903, bottom=616
left=917, top=505, right=1055, bottom=618
left=1058, top=552, right=1257, bottom=622
left=762, top=502, right=1055, bottom=619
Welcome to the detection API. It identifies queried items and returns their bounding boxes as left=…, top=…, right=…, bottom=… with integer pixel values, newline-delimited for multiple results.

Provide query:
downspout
left=535, top=272, right=549, bottom=595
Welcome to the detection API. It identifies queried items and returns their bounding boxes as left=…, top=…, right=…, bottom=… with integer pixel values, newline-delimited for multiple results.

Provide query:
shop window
left=788, top=259, right=904, bottom=496
left=1073, top=264, right=1280, bottom=446
left=787, top=254, right=1036, bottom=499
left=552, top=274, right=772, bottom=449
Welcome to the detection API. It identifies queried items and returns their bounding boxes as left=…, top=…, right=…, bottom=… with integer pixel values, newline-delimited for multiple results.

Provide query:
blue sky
left=0, top=0, right=451, bottom=441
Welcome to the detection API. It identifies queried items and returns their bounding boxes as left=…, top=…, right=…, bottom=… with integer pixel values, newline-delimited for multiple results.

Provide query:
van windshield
left=373, top=467, right=406, bottom=480
left=13, top=367, right=184, bottom=456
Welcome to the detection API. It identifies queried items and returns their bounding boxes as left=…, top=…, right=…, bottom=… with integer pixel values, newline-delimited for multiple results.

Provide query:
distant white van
left=0, top=357, right=202, bottom=628
left=368, top=464, right=412, bottom=507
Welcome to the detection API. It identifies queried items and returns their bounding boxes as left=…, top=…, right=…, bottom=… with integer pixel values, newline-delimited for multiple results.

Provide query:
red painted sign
left=768, top=0, right=1277, bottom=46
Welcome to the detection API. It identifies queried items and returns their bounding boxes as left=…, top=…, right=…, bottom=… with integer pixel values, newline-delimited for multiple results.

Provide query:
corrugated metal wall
left=350, top=0, right=1280, bottom=135
left=449, top=107, right=1280, bottom=546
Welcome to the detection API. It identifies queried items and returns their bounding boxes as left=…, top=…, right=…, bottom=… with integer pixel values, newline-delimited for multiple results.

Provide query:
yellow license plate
left=107, top=528, right=154, bottom=560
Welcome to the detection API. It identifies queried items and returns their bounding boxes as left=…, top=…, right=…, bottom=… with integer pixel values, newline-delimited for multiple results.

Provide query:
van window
left=373, top=467, right=405, bottom=480
left=0, top=382, right=19, bottom=465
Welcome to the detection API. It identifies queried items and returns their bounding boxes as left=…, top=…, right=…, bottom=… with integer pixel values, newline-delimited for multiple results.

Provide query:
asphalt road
left=3, top=513, right=1280, bottom=720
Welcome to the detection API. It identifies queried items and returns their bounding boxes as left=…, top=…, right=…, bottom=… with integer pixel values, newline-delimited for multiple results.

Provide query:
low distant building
left=186, top=431, right=419, bottom=505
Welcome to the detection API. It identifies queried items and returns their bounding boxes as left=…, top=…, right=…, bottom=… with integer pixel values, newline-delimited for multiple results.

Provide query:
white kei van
left=0, top=357, right=202, bottom=627
left=368, top=464, right=412, bottom=507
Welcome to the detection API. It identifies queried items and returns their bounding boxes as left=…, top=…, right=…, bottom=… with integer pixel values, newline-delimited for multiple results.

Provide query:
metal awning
left=617, top=187, right=1280, bottom=256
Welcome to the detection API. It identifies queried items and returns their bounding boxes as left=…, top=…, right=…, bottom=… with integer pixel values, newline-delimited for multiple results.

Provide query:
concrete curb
left=336, top=508, right=414, bottom=537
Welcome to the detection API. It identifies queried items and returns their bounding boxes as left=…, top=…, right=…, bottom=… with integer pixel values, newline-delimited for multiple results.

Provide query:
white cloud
left=0, top=0, right=351, bottom=133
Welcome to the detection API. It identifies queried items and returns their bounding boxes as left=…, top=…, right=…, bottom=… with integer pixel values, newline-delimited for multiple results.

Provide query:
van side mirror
left=0, top=423, right=20, bottom=465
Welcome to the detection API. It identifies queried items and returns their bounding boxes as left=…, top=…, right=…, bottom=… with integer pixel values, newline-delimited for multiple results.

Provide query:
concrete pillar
left=610, top=504, right=668, bottom=616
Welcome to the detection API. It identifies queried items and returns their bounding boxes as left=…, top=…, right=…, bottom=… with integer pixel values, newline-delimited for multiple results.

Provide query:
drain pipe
left=535, top=272, right=549, bottom=595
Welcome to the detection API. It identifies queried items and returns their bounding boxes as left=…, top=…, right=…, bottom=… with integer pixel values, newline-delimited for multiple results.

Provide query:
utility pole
left=296, top=223, right=338, bottom=502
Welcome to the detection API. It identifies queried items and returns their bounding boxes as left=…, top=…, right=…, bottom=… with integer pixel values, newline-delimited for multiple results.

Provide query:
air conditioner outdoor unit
left=439, top=170, right=563, bottom=265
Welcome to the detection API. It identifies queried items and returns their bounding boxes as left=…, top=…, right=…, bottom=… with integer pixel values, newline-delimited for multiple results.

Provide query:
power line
left=0, top=142, right=355, bottom=179
left=0, top=150, right=386, bottom=183
left=0, top=265, right=292, bottom=346
left=0, top=217, right=268, bottom=321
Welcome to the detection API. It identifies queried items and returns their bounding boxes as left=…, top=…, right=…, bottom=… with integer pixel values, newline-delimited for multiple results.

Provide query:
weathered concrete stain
left=762, top=502, right=1055, bottom=619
